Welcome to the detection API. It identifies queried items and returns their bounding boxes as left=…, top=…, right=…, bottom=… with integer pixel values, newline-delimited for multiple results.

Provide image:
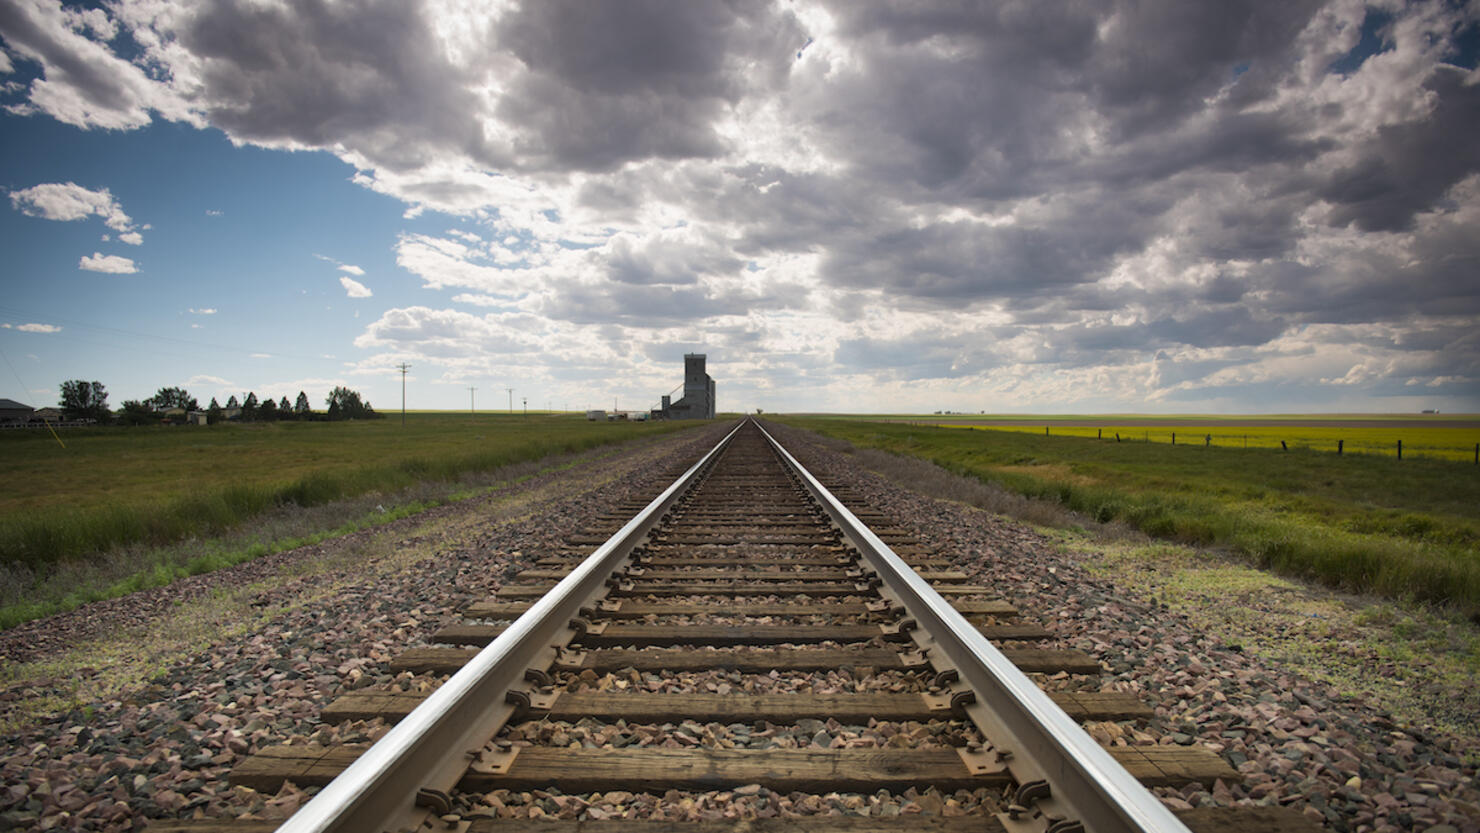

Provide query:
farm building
left=0, top=398, right=33, bottom=424
left=33, top=407, right=63, bottom=422
left=655, top=354, right=715, bottom=420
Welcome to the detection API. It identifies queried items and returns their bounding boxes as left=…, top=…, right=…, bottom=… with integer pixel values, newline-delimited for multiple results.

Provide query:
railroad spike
left=414, top=787, right=453, bottom=815
left=1016, top=779, right=1052, bottom=805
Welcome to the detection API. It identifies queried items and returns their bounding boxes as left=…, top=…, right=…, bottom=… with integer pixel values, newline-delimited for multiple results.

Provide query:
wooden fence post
left=1281, top=440, right=1287, bottom=451
left=1338, top=439, right=1343, bottom=456
left=1205, top=434, right=1211, bottom=447
left=1098, top=428, right=1102, bottom=439
left=1171, top=432, right=1176, bottom=445
left=1397, top=439, right=1402, bottom=460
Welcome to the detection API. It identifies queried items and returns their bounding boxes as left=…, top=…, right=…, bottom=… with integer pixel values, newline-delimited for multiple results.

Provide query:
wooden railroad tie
left=429, top=622, right=1052, bottom=648
left=230, top=744, right=1238, bottom=795
left=492, top=582, right=999, bottom=598
left=388, top=645, right=1103, bottom=676
left=465, top=599, right=1020, bottom=618
left=321, top=689, right=1155, bottom=725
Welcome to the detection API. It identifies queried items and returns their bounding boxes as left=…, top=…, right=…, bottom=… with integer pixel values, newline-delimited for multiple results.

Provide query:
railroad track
left=160, top=419, right=1312, bottom=833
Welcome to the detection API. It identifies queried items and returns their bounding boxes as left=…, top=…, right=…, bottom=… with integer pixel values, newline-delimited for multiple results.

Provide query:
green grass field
left=778, top=415, right=1480, bottom=613
left=0, top=413, right=701, bottom=569
left=920, top=418, right=1480, bottom=462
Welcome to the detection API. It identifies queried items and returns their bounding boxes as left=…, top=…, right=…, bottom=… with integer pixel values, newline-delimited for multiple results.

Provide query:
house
left=33, top=407, right=63, bottom=422
left=0, top=398, right=33, bottom=424
left=187, top=411, right=208, bottom=426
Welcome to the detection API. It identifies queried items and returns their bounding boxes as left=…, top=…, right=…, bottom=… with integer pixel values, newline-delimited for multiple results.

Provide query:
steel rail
left=274, top=420, right=746, bottom=833
left=756, top=420, right=1193, bottom=833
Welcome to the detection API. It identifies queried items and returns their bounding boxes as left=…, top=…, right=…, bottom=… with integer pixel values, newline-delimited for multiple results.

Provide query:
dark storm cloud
left=1083, top=0, right=1323, bottom=137
left=605, top=233, right=745, bottom=286
left=181, top=0, right=498, bottom=170
left=494, top=0, right=804, bottom=172
left=1317, top=67, right=1480, bottom=232
left=809, top=0, right=1324, bottom=200
left=1147, top=306, right=1289, bottom=349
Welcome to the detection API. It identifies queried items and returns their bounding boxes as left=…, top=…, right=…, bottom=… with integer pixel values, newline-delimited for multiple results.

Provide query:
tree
left=278, top=395, right=291, bottom=413
left=294, top=391, right=311, bottom=416
left=207, top=397, right=223, bottom=425
left=325, top=386, right=378, bottom=420
left=226, top=395, right=240, bottom=409
left=242, top=392, right=259, bottom=420
left=118, top=399, right=157, bottom=426
left=148, top=386, right=199, bottom=412
left=60, top=380, right=109, bottom=422
left=258, top=397, right=278, bottom=421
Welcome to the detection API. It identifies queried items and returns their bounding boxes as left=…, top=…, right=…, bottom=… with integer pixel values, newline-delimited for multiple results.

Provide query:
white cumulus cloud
left=2, top=322, right=61, bottom=333
left=78, top=252, right=137, bottom=273
left=339, top=276, right=373, bottom=298
left=188, top=307, right=217, bottom=315
left=9, top=182, right=136, bottom=233
left=337, top=264, right=365, bottom=276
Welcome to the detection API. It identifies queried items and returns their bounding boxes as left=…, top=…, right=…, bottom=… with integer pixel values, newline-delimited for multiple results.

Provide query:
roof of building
left=0, top=398, right=33, bottom=410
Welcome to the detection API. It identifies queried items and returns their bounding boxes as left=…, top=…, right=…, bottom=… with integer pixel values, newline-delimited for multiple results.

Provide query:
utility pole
left=395, top=363, right=411, bottom=426
left=505, top=387, right=514, bottom=415
left=468, top=386, right=476, bottom=414
left=522, top=396, right=527, bottom=420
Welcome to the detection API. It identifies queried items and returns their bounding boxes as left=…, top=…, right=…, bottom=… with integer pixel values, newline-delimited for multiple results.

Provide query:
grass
left=776, top=416, right=1480, bottom=613
left=1070, top=534, right=1480, bottom=753
left=0, top=422, right=661, bottom=734
left=940, top=422, right=1480, bottom=462
left=0, top=413, right=701, bottom=570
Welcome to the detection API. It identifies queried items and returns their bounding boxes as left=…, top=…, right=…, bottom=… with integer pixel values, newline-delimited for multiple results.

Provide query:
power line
left=395, top=363, right=411, bottom=426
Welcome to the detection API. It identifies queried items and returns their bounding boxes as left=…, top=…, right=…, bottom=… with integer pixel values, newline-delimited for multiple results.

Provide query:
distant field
left=778, top=415, right=1480, bottom=613
left=823, top=413, right=1480, bottom=462
left=0, top=414, right=702, bottom=568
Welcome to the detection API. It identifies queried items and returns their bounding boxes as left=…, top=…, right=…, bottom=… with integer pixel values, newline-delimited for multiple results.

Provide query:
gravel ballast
left=2, top=419, right=1476, bottom=832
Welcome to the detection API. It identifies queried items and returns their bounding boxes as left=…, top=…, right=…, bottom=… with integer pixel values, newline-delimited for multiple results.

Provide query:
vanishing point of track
left=170, top=419, right=1311, bottom=833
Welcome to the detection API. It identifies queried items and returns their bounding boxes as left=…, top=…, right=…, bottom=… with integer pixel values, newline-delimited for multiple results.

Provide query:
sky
left=1, top=0, right=1478, bottom=416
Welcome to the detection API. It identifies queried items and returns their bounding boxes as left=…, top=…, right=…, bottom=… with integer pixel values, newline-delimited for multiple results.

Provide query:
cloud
left=7, top=0, right=1480, bottom=411
left=9, top=181, right=136, bottom=233
left=117, top=231, right=143, bottom=245
left=78, top=252, right=137, bottom=273
left=2, top=322, right=60, bottom=333
left=205, top=209, right=223, bottom=216
left=188, top=307, right=216, bottom=315
left=339, top=276, right=373, bottom=298
left=0, top=1, right=195, bottom=129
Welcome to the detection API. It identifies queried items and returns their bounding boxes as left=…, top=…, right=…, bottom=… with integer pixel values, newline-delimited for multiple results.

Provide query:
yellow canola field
left=945, top=423, right=1480, bottom=462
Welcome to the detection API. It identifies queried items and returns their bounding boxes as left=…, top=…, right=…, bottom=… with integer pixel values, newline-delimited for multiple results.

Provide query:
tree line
left=57, top=380, right=380, bottom=425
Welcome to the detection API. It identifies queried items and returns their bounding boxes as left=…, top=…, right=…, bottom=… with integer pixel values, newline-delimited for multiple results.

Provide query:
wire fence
left=933, top=423, right=1480, bottom=464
